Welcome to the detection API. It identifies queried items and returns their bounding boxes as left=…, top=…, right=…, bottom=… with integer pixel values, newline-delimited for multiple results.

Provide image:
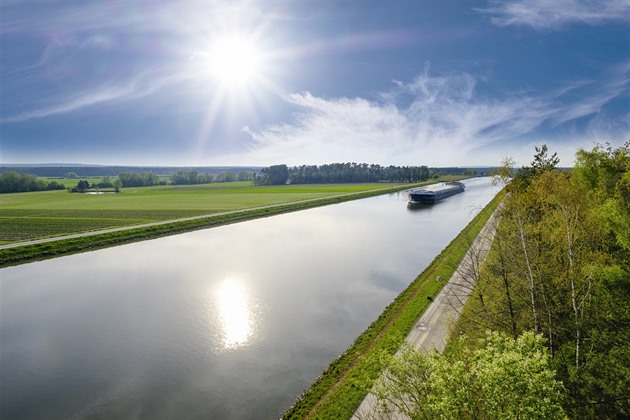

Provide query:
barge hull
left=408, top=182, right=465, bottom=204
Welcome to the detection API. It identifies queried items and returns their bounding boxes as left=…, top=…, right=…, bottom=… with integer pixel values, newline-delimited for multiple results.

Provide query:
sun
left=189, top=30, right=278, bottom=152
left=207, top=35, right=263, bottom=88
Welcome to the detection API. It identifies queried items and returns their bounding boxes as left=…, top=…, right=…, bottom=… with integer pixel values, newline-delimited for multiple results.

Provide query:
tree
left=172, top=170, right=212, bottom=185
left=46, top=180, right=65, bottom=191
left=491, top=156, right=515, bottom=186
left=113, top=178, right=122, bottom=193
left=118, top=172, right=160, bottom=187
left=257, top=164, right=288, bottom=185
left=0, top=172, right=57, bottom=193
left=509, top=144, right=559, bottom=191
left=574, top=142, right=630, bottom=250
left=531, top=144, right=559, bottom=172
left=75, top=180, right=90, bottom=193
left=215, top=172, right=236, bottom=183
left=372, top=331, right=566, bottom=419
left=238, top=171, right=254, bottom=182
left=455, top=143, right=630, bottom=417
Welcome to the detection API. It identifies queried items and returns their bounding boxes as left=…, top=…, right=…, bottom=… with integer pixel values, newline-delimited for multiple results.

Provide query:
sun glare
left=216, top=277, right=253, bottom=349
left=208, top=35, right=262, bottom=88
left=190, top=29, right=279, bottom=153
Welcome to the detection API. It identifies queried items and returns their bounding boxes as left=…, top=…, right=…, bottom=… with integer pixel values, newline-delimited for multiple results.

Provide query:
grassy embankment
left=0, top=181, right=443, bottom=267
left=282, top=188, right=505, bottom=419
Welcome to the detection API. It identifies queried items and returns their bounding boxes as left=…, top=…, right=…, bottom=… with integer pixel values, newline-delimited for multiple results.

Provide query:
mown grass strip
left=281, top=189, right=506, bottom=420
left=0, top=184, right=416, bottom=267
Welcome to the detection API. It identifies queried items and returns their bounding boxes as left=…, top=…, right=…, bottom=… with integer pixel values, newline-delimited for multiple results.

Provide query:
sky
left=1, top=0, right=629, bottom=168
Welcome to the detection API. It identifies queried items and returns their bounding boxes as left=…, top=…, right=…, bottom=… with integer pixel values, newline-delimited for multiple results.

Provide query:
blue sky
left=1, top=1, right=629, bottom=167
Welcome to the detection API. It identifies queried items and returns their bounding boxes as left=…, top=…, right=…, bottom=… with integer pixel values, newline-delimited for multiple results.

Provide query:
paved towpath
left=353, top=205, right=501, bottom=419
left=0, top=188, right=399, bottom=251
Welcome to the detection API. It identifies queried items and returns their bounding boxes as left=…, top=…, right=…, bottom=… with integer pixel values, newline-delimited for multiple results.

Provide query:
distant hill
left=0, top=164, right=506, bottom=178
left=0, top=165, right=263, bottom=177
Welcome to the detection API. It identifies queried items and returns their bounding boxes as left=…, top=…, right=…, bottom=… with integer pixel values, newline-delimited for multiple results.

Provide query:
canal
left=0, top=177, right=499, bottom=419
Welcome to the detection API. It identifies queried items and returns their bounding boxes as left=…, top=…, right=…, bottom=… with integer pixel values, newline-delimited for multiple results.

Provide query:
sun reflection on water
left=216, top=277, right=253, bottom=350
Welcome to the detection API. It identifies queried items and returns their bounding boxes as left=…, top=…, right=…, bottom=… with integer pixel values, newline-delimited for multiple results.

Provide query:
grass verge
left=0, top=184, right=416, bottom=268
left=281, top=188, right=506, bottom=419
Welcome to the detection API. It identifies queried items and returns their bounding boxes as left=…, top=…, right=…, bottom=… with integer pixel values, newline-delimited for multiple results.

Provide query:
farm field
left=0, top=182, right=407, bottom=244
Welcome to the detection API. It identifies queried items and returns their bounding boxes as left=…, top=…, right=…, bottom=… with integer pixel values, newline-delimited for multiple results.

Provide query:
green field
left=0, top=182, right=412, bottom=244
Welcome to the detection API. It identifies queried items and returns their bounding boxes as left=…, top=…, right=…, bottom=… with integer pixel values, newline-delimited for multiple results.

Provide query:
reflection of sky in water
left=215, top=277, right=253, bottom=350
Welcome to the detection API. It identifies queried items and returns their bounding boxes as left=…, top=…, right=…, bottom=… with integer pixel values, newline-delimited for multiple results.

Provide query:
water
left=0, top=177, right=498, bottom=419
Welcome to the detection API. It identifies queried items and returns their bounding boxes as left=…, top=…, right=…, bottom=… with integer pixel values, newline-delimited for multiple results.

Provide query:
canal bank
left=353, top=200, right=502, bottom=419
left=282, top=188, right=505, bottom=419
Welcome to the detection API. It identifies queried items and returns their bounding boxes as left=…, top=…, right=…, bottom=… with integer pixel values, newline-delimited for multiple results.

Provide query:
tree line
left=0, top=165, right=261, bottom=177
left=69, top=177, right=123, bottom=193
left=3, top=163, right=477, bottom=193
left=371, top=143, right=630, bottom=418
left=0, top=172, right=66, bottom=193
left=70, top=170, right=256, bottom=192
left=254, top=163, right=439, bottom=185
left=171, top=170, right=254, bottom=185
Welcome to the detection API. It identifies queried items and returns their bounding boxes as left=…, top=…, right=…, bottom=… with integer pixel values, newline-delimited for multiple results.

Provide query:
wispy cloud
left=241, top=63, right=629, bottom=166
left=0, top=66, right=190, bottom=124
left=476, top=0, right=630, bottom=29
left=0, top=1, right=280, bottom=123
left=0, top=1, right=272, bottom=35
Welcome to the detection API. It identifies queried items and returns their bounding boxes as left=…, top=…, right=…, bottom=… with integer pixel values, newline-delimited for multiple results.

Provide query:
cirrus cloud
left=476, top=0, right=630, bottom=30
left=239, top=63, right=629, bottom=167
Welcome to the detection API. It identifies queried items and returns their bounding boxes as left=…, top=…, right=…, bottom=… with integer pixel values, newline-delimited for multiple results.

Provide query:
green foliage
left=456, top=143, right=630, bottom=418
left=171, top=170, right=214, bottom=185
left=118, top=172, right=161, bottom=187
left=0, top=172, right=66, bottom=193
left=574, top=143, right=630, bottom=252
left=491, top=156, right=516, bottom=187
left=506, top=144, right=560, bottom=192
left=75, top=179, right=90, bottom=193
left=573, top=142, right=629, bottom=198
left=237, top=171, right=255, bottom=182
left=373, top=331, right=566, bottom=419
left=531, top=144, right=560, bottom=172
left=258, top=162, right=433, bottom=185
left=113, top=177, right=122, bottom=192
left=256, top=164, right=289, bottom=185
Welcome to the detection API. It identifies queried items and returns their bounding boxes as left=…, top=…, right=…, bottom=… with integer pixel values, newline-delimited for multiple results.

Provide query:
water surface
left=1, top=177, right=498, bottom=419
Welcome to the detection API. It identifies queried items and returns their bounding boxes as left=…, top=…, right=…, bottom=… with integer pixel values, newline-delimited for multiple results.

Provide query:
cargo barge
left=408, top=181, right=465, bottom=204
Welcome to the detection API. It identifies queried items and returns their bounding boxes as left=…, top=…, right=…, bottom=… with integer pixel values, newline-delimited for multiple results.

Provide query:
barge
left=408, top=181, right=465, bottom=204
